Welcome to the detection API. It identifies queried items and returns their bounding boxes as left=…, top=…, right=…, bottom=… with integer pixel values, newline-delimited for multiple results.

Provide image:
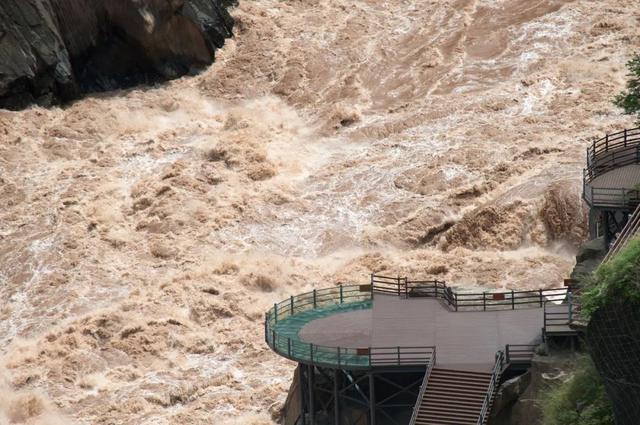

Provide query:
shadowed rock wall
left=588, top=301, right=640, bottom=425
left=0, top=0, right=234, bottom=109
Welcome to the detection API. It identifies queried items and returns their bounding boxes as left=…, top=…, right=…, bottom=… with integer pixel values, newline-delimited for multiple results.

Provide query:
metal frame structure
left=270, top=275, right=577, bottom=425
left=297, top=364, right=427, bottom=425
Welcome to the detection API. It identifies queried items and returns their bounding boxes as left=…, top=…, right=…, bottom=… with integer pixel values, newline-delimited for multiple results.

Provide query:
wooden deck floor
left=590, top=164, right=640, bottom=189
left=300, top=295, right=548, bottom=372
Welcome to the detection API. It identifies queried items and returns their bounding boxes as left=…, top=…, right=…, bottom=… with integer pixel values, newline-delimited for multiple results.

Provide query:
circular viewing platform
left=265, top=276, right=572, bottom=372
left=583, top=127, right=640, bottom=209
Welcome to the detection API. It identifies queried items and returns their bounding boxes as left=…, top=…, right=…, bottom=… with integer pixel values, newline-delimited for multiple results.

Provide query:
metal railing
left=408, top=349, right=437, bottom=425
left=585, top=127, right=640, bottom=181
left=583, top=127, right=640, bottom=208
left=505, top=344, right=537, bottom=364
left=370, top=274, right=408, bottom=296
left=583, top=186, right=640, bottom=209
left=477, top=350, right=505, bottom=425
left=543, top=294, right=582, bottom=337
left=265, top=284, right=436, bottom=369
left=372, top=274, right=568, bottom=312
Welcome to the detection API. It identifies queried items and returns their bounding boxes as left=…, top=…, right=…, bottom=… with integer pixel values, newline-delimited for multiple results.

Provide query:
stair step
left=412, top=368, right=498, bottom=425
left=419, top=408, right=479, bottom=419
left=415, top=417, right=476, bottom=425
left=431, top=368, right=492, bottom=378
left=429, top=374, right=492, bottom=384
left=428, top=379, right=491, bottom=389
left=424, top=384, right=488, bottom=395
left=419, top=397, right=485, bottom=409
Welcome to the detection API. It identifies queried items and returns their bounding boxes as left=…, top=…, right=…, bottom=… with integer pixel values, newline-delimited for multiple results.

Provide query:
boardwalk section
left=266, top=275, right=579, bottom=425
left=300, top=295, right=544, bottom=371
left=583, top=127, right=640, bottom=209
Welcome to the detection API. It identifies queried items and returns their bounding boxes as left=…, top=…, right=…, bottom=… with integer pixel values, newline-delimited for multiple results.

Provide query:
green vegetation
left=540, top=356, right=614, bottom=425
left=615, top=53, right=640, bottom=120
left=581, top=237, right=640, bottom=317
left=614, top=53, right=640, bottom=123
left=540, top=237, right=640, bottom=424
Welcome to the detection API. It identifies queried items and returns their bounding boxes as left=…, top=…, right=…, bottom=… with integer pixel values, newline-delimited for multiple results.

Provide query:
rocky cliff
left=0, top=0, right=234, bottom=109
left=588, top=300, right=640, bottom=425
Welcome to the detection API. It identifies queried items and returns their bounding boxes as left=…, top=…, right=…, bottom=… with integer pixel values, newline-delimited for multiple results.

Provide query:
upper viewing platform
left=583, top=127, right=640, bottom=209
left=265, top=275, right=574, bottom=372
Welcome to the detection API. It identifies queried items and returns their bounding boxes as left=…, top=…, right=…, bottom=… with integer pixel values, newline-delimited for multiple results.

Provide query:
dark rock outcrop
left=570, top=236, right=606, bottom=279
left=0, top=0, right=234, bottom=109
left=588, top=300, right=640, bottom=425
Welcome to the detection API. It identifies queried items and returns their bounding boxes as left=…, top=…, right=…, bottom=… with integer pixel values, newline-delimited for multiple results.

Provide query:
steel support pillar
left=334, top=369, right=340, bottom=425
left=299, top=365, right=306, bottom=425
left=308, top=365, right=315, bottom=425
left=369, top=373, right=376, bottom=425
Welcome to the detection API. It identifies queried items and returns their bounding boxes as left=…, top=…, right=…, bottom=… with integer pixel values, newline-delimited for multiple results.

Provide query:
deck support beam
left=299, top=364, right=307, bottom=425
left=334, top=369, right=340, bottom=425
left=308, top=365, right=315, bottom=425
left=369, top=373, right=376, bottom=425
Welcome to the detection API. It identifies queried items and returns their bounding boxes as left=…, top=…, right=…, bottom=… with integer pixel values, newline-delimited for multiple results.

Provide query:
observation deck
left=583, top=127, right=640, bottom=209
left=265, top=275, right=573, bottom=371
left=266, top=275, right=578, bottom=425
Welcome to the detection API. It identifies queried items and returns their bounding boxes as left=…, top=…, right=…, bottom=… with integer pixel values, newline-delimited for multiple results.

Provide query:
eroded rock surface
left=0, top=0, right=234, bottom=109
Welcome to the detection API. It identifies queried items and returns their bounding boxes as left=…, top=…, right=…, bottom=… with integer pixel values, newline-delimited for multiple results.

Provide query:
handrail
left=505, top=344, right=537, bottom=364
left=583, top=185, right=640, bottom=209
left=477, top=350, right=505, bottom=425
left=543, top=295, right=582, bottom=335
left=265, top=284, right=436, bottom=368
left=408, top=349, right=437, bottom=425
left=583, top=128, right=640, bottom=209
left=373, top=274, right=568, bottom=311
left=586, top=127, right=640, bottom=163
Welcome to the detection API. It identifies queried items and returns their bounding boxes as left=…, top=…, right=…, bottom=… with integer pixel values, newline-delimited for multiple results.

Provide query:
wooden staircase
left=413, top=368, right=494, bottom=425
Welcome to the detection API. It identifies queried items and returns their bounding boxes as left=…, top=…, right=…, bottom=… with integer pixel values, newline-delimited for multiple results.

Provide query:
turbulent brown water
left=0, top=0, right=639, bottom=424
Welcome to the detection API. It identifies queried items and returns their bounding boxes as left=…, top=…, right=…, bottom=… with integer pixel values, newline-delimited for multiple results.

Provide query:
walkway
left=300, top=295, right=544, bottom=371
left=583, top=127, right=640, bottom=209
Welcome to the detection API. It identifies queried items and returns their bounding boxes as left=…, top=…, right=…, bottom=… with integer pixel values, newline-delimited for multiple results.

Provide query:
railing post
left=368, top=347, right=372, bottom=367
left=454, top=293, right=458, bottom=311
left=568, top=292, right=573, bottom=324
left=397, top=346, right=401, bottom=365
left=290, top=296, right=294, bottom=315
left=274, top=303, right=278, bottom=322
left=264, top=313, right=268, bottom=344
left=605, top=133, right=609, bottom=150
left=435, top=282, right=438, bottom=298
left=483, top=292, right=486, bottom=311
left=397, top=276, right=401, bottom=297
left=506, top=345, right=510, bottom=363
left=337, top=347, right=341, bottom=367
left=624, top=128, right=628, bottom=146
left=313, top=289, right=317, bottom=308
left=511, top=290, right=515, bottom=310
left=539, top=289, right=543, bottom=307
left=340, top=284, right=343, bottom=304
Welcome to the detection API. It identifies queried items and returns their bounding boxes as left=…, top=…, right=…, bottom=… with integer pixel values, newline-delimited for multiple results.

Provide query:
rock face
left=570, top=236, right=606, bottom=279
left=588, top=301, right=640, bottom=425
left=0, top=0, right=234, bottom=109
